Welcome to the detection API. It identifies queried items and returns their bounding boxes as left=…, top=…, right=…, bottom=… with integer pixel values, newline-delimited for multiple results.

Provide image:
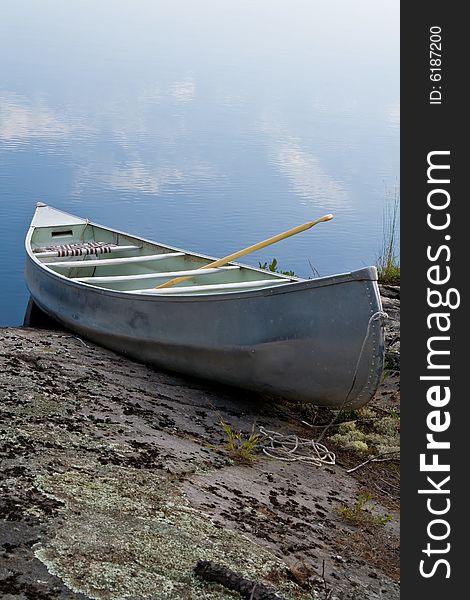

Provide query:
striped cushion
left=33, top=242, right=117, bottom=257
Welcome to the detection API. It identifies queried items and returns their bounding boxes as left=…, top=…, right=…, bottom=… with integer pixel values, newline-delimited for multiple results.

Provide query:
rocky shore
left=0, top=288, right=399, bottom=600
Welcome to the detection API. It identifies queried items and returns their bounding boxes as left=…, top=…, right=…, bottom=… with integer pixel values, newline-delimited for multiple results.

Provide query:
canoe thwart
left=136, top=279, right=289, bottom=294
left=74, top=265, right=241, bottom=283
left=44, top=252, right=185, bottom=268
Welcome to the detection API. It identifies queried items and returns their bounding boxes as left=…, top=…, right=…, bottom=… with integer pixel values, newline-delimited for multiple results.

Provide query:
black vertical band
left=401, top=4, right=466, bottom=596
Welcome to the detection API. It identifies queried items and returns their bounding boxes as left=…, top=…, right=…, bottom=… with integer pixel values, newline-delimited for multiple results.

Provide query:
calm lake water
left=0, top=0, right=399, bottom=326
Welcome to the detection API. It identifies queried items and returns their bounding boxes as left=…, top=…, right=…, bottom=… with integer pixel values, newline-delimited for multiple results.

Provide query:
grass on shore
left=220, top=421, right=266, bottom=465
left=377, top=190, right=400, bottom=285
left=337, top=492, right=392, bottom=527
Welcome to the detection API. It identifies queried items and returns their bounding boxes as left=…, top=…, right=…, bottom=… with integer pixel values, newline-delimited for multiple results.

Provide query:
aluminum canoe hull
left=25, top=256, right=384, bottom=408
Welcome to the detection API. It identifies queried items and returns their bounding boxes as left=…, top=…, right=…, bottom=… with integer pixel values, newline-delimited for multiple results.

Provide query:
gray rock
left=1, top=309, right=400, bottom=600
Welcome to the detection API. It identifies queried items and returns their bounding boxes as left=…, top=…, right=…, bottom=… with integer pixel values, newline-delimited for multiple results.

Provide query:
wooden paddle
left=155, top=213, right=334, bottom=289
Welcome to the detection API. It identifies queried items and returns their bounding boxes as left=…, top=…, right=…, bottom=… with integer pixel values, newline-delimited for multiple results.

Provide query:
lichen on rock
left=35, top=468, right=313, bottom=600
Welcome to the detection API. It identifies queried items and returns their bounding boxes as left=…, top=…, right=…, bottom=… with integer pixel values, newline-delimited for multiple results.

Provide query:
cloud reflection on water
left=0, top=83, right=217, bottom=200
left=274, top=143, right=348, bottom=209
left=169, top=79, right=196, bottom=104
left=258, top=114, right=348, bottom=211
left=0, top=93, right=72, bottom=143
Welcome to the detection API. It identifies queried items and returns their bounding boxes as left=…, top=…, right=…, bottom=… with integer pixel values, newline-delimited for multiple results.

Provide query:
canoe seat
left=34, top=243, right=141, bottom=258
left=33, top=241, right=119, bottom=257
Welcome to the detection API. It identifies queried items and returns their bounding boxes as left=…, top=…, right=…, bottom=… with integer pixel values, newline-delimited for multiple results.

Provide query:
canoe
left=24, top=203, right=385, bottom=408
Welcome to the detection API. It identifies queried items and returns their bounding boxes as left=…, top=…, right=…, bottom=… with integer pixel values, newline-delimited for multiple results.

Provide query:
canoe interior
left=30, top=222, right=295, bottom=294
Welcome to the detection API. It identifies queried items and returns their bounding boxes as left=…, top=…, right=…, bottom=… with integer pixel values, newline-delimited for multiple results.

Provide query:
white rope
left=259, top=426, right=336, bottom=466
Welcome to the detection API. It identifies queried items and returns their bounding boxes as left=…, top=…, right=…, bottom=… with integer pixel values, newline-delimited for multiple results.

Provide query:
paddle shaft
left=155, top=214, right=334, bottom=289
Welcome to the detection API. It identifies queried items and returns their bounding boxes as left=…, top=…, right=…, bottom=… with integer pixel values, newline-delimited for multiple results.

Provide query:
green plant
left=382, top=368, right=391, bottom=382
left=338, top=493, right=392, bottom=526
left=377, top=189, right=400, bottom=285
left=258, top=258, right=296, bottom=277
left=221, top=421, right=266, bottom=465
